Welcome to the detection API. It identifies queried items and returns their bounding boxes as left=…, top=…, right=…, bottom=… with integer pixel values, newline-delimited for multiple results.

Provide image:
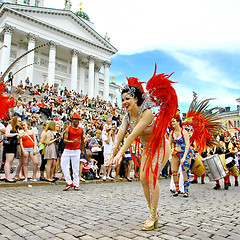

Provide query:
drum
left=192, top=155, right=206, bottom=177
left=202, top=154, right=226, bottom=181
left=225, top=157, right=236, bottom=169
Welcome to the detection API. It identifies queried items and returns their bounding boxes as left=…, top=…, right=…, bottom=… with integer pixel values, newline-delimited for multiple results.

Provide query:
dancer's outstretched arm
left=113, top=109, right=154, bottom=165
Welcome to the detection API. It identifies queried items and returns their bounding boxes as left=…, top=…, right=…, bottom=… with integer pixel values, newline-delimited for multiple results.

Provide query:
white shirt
left=102, top=133, right=113, bottom=156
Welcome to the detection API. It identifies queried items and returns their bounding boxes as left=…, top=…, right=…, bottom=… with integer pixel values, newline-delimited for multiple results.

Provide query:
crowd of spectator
left=0, top=80, right=136, bottom=183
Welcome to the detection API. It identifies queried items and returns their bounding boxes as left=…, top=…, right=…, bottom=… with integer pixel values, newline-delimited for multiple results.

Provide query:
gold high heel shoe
left=142, top=207, right=158, bottom=231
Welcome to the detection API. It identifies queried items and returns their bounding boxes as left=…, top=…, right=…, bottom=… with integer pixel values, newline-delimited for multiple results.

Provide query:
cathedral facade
left=0, top=1, right=119, bottom=103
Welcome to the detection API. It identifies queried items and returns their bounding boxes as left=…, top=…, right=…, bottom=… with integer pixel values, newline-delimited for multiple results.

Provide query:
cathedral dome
left=75, top=10, right=90, bottom=21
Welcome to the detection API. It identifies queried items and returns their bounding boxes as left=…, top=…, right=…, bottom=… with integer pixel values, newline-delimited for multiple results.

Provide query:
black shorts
left=4, top=143, right=17, bottom=155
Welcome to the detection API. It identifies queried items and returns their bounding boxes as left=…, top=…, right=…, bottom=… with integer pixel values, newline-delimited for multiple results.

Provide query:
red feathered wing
left=0, top=82, right=15, bottom=119
left=145, top=64, right=178, bottom=187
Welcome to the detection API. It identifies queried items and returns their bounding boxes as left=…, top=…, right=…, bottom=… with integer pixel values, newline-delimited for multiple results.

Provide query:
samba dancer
left=169, top=112, right=192, bottom=197
left=107, top=65, right=178, bottom=230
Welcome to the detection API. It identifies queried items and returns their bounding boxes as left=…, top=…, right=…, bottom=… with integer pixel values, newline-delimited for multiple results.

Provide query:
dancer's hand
left=105, top=155, right=114, bottom=166
left=113, top=153, right=122, bottom=166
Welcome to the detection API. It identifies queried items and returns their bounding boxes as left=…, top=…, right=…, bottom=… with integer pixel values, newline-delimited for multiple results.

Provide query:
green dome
left=75, top=10, right=90, bottom=21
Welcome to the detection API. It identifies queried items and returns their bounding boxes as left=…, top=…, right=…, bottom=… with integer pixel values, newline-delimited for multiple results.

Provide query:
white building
left=0, top=1, right=119, bottom=103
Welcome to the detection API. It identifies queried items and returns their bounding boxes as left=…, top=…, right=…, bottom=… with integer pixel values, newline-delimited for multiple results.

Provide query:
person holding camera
left=4, top=116, right=23, bottom=182
left=44, top=121, right=61, bottom=182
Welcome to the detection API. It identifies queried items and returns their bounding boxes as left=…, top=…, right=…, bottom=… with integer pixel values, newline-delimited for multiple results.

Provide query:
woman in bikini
left=107, top=67, right=178, bottom=230
left=169, top=115, right=192, bottom=197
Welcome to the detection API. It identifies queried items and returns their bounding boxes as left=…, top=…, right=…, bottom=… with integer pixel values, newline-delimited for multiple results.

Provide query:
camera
left=112, top=121, right=117, bottom=127
left=54, top=132, right=61, bottom=139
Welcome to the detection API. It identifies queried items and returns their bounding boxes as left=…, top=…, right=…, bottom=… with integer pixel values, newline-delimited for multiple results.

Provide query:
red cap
left=72, top=114, right=81, bottom=120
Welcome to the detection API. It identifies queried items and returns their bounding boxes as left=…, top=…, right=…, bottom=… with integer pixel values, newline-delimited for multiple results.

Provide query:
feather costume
left=127, top=64, right=178, bottom=187
left=182, top=97, right=221, bottom=155
left=144, top=65, right=178, bottom=186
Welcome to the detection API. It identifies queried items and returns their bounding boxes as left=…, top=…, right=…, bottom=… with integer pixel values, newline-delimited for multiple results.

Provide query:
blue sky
left=110, top=50, right=240, bottom=113
left=45, top=0, right=240, bottom=114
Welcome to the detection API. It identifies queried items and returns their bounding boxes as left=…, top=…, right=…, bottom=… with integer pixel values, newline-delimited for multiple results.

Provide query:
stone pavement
left=0, top=177, right=239, bottom=240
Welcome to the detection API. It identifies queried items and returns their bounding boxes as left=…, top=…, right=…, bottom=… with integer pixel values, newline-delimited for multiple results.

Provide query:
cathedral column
left=94, top=65, right=100, bottom=97
left=111, top=94, right=116, bottom=106
left=103, top=61, right=111, bottom=101
left=70, top=49, right=78, bottom=92
left=26, top=33, right=37, bottom=82
left=47, top=41, right=57, bottom=87
left=79, top=61, right=86, bottom=94
left=88, top=56, right=95, bottom=99
left=0, top=24, right=14, bottom=74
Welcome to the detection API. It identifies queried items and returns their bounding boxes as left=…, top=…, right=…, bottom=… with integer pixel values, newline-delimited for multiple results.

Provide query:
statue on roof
left=64, top=0, right=72, bottom=10
left=104, top=32, right=111, bottom=42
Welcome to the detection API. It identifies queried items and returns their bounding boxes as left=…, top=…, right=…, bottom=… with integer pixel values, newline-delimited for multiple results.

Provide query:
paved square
left=0, top=178, right=239, bottom=239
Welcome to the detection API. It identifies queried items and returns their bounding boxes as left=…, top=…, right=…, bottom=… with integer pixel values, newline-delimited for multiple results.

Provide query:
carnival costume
left=183, top=97, right=221, bottom=155
left=221, top=132, right=239, bottom=188
left=171, top=127, right=193, bottom=195
left=183, top=97, right=224, bottom=189
left=109, top=64, right=178, bottom=231
left=116, top=64, right=178, bottom=186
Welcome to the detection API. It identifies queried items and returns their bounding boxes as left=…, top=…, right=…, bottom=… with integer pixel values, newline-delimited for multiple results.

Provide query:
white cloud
left=44, top=0, right=240, bottom=110
left=170, top=51, right=240, bottom=90
left=79, top=0, right=240, bottom=54
left=45, top=0, right=240, bottom=54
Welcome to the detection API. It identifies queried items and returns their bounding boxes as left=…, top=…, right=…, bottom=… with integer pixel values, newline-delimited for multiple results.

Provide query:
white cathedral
left=0, top=0, right=119, bottom=103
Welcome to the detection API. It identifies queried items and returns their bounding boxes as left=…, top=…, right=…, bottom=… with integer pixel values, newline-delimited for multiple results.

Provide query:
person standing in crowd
left=25, top=77, right=30, bottom=90
left=102, top=127, right=115, bottom=180
left=19, top=121, right=38, bottom=181
left=44, top=121, right=60, bottom=182
left=169, top=115, right=192, bottom=197
left=61, top=114, right=84, bottom=191
left=4, top=116, right=22, bottom=182
left=8, top=71, right=13, bottom=86
left=39, top=123, right=48, bottom=181
left=0, top=121, right=5, bottom=175
left=89, top=129, right=104, bottom=176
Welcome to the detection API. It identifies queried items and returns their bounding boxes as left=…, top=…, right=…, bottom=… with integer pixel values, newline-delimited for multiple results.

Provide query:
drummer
left=213, top=134, right=230, bottom=190
left=223, top=132, right=239, bottom=187
left=190, top=142, right=207, bottom=184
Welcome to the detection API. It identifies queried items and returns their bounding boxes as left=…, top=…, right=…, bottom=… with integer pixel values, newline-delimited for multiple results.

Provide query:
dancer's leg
left=181, top=158, right=191, bottom=193
left=171, top=156, right=180, bottom=192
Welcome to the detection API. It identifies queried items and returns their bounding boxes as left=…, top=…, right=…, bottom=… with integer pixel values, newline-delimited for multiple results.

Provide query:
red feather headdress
left=182, top=97, right=221, bottom=155
left=126, top=77, right=145, bottom=94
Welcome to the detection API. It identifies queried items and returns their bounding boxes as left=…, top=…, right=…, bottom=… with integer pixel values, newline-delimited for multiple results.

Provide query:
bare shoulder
left=19, top=129, right=24, bottom=134
left=141, top=109, right=154, bottom=119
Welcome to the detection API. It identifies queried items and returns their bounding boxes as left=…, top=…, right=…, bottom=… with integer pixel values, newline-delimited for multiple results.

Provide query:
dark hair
left=121, top=86, right=143, bottom=106
left=171, top=117, right=182, bottom=128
